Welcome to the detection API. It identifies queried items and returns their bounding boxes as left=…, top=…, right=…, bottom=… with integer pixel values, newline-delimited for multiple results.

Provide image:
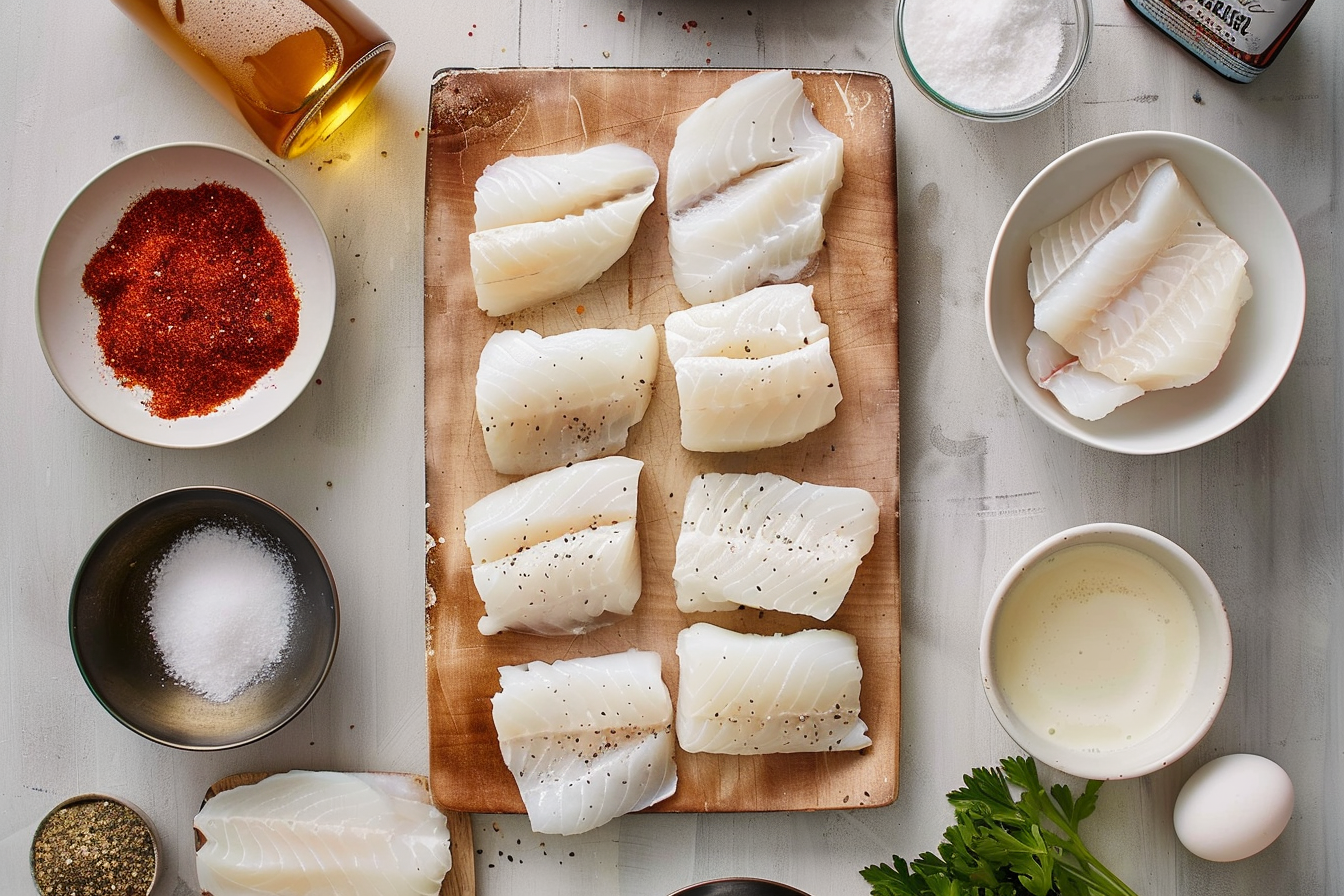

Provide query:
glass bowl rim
left=895, top=0, right=1094, bottom=122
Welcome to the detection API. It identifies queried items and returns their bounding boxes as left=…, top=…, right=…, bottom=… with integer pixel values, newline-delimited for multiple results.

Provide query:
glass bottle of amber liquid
left=110, top=0, right=395, bottom=157
left=1124, top=0, right=1315, bottom=83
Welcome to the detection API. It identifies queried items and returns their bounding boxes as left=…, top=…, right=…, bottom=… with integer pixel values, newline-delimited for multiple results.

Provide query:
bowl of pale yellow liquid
left=981, top=523, right=1232, bottom=779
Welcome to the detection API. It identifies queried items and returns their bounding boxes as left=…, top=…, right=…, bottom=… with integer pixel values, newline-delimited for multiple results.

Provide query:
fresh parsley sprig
left=861, top=757, right=1140, bottom=896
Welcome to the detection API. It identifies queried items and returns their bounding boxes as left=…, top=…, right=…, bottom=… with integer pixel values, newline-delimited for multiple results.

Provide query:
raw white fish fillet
left=668, top=141, right=842, bottom=306
left=492, top=650, right=677, bottom=835
left=475, top=144, right=660, bottom=231
left=676, top=623, right=870, bottom=754
left=464, top=456, right=642, bottom=562
left=193, top=770, right=451, bottom=896
left=673, top=471, right=879, bottom=621
left=1071, top=218, right=1252, bottom=391
left=1026, top=329, right=1143, bottom=421
left=673, top=341, right=839, bottom=452
left=463, top=456, right=644, bottom=636
left=1030, top=159, right=1205, bottom=345
left=666, top=70, right=814, bottom=211
left=471, top=522, right=640, bottom=636
left=667, top=71, right=843, bottom=305
left=665, top=284, right=840, bottom=452
left=1023, top=157, right=1252, bottom=420
left=475, top=326, right=658, bottom=475
left=470, top=144, right=659, bottom=316
left=663, top=283, right=829, bottom=363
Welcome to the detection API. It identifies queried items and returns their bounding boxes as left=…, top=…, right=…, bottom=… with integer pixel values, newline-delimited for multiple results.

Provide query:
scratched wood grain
left=423, top=68, right=901, bottom=815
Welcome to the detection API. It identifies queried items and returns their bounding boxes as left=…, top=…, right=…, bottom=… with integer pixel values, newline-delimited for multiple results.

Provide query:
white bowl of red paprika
left=36, top=142, right=335, bottom=448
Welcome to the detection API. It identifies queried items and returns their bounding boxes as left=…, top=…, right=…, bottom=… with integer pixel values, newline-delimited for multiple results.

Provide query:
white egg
left=1173, top=753, right=1294, bottom=861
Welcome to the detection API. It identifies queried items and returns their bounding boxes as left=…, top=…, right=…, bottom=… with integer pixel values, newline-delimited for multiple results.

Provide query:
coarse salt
left=146, top=523, right=297, bottom=702
left=903, top=0, right=1065, bottom=111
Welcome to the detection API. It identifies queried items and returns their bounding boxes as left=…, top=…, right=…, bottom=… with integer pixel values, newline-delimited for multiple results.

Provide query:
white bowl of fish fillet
left=986, top=130, right=1305, bottom=455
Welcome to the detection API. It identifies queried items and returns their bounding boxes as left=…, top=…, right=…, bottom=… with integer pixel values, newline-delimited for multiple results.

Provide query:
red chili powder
left=81, top=183, right=299, bottom=419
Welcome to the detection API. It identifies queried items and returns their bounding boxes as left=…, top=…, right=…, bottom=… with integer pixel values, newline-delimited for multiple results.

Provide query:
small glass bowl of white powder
left=897, top=0, right=1092, bottom=121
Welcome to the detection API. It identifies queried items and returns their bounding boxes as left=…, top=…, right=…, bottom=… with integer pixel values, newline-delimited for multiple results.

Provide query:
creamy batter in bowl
left=981, top=523, right=1232, bottom=779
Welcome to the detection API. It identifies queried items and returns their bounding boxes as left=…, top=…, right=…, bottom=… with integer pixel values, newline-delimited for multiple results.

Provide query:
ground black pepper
left=31, top=798, right=157, bottom=896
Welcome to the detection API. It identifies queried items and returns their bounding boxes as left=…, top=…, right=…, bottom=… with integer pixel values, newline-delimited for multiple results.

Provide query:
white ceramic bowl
left=36, top=142, right=335, bottom=449
left=986, top=131, right=1305, bottom=454
left=981, top=523, right=1232, bottom=780
left=896, top=0, right=1092, bottom=121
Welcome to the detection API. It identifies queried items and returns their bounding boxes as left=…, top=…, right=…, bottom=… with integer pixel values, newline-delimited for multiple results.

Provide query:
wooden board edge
left=422, top=66, right=902, bottom=817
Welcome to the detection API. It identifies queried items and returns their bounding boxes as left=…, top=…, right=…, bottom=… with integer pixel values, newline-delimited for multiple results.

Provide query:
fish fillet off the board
left=1070, top=217, right=1252, bottom=391
left=676, top=623, right=870, bottom=755
left=667, top=70, right=843, bottom=305
left=193, top=770, right=451, bottom=896
left=475, top=326, right=659, bottom=475
left=464, top=456, right=644, bottom=636
left=673, top=471, right=879, bottom=620
left=1026, top=328, right=1144, bottom=421
left=492, top=650, right=677, bottom=835
left=664, top=283, right=841, bottom=452
left=1028, top=158, right=1206, bottom=347
left=1023, top=156, right=1253, bottom=419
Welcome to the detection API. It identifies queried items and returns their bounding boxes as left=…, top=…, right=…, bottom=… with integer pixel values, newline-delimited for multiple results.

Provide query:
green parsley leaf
left=861, top=757, right=1139, bottom=896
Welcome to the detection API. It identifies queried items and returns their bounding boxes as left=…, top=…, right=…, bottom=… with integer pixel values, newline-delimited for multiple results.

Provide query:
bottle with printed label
left=1124, top=0, right=1315, bottom=83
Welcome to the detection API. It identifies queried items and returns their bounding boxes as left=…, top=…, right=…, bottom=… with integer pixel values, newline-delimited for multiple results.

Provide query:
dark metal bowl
left=670, top=880, right=813, bottom=896
left=70, top=486, right=338, bottom=750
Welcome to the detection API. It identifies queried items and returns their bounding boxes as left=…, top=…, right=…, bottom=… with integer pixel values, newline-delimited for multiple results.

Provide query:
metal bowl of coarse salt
left=896, top=0, right=1092, bottom=121
left=70, top=486, right=338, bottom=750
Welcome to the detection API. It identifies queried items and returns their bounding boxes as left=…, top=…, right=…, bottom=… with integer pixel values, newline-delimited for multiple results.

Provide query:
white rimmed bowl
left=986, top=131, right=1305, bottom=454
left=36, top=142, right=335, bottom=448
left=896, top=0, right=1092, bottom=121
left=980, top=523, right=1232, bottom=780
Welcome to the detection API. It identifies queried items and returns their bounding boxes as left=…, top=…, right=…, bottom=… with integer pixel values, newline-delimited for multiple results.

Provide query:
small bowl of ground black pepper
left=31, top=794, right=160, bottom=896
left=36, top=142, right=336, bottom=448
left=896, top=0, right=1092, bottom=121
left=70, top=486, right=339, bottom=750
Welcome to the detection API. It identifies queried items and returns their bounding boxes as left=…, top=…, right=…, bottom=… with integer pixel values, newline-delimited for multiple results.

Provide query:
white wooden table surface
left=2, top=1, right=1339, bottom=894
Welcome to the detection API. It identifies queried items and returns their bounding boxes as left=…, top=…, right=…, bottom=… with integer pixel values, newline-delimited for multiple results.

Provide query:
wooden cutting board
left=199, top=772, right=474, bottom=896
left=424, top=68, right=900, bottom=815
